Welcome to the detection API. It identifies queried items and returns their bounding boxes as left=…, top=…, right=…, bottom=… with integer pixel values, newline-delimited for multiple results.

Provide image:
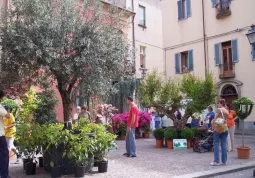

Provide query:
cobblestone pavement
left=211, top=169, right=255, bottom=178
left=9, top=135, right=255, bottom=178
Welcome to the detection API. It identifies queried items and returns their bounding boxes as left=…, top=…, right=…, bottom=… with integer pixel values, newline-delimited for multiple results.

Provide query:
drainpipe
left=131, top=0, right=136, bottom=73
left=164, top=49, right=167, bottom=82
left=202, top=0, right=207, bottom=76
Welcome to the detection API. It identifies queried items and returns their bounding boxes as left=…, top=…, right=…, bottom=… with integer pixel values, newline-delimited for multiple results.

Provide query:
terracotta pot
left=156, top=139, right=163, bottom=148
left=143, top=133, right=150, bottom=139
left=120, top=135, right=126, bottom=140
left=237, top=146, right=251, bottom=159
left=187, top=140, right=191, bottom=149
left=167, top=140, right=173, bottom=149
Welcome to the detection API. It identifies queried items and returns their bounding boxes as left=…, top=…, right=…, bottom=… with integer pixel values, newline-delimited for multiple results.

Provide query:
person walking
left=123, top=96, right=139, bottom=158
left=210, top=99, right=229, bottom=166
left=73, top=106, right=81, bottom=125
left=154, top=112, right=161, bottom=129
left=0, top=91, right=11, bottom=178
left=161, top=115, right=173, bottom=129
left=225, top=103, right=238, bottom=152
left=78, top=105, right=91, bottom=125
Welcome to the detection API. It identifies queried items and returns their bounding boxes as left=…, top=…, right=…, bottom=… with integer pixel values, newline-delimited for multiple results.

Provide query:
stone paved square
left=9, top=135, right=255, bottom=178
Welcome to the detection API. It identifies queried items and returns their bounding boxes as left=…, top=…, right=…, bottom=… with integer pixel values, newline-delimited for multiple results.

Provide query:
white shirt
left=0, top=104, right=7, bottom=136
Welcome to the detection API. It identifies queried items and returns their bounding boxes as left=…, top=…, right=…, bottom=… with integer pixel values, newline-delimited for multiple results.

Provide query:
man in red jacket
left=123, top=96, right=139, bottom=158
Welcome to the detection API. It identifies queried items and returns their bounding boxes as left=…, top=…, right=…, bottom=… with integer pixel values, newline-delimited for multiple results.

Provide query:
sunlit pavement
left=9, top=134, right=255, bottom=178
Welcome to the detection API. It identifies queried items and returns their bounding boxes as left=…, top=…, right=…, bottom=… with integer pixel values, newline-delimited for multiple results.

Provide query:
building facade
left=162, top=0, right=255, bottom=129
left=126, top=0, right=164, bottom=78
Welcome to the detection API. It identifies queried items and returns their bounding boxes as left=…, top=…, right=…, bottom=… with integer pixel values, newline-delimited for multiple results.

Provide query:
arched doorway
left=221, top=84, right=238, bottom=106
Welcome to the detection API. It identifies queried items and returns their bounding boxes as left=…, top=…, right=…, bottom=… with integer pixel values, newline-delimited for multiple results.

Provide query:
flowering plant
left=112, top=112, right=128, bottom=135
left=138, top=112, right=152, bottom=131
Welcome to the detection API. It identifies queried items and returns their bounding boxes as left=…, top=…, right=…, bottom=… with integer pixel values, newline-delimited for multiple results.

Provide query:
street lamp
left=246, top=24, right=255, bottom=45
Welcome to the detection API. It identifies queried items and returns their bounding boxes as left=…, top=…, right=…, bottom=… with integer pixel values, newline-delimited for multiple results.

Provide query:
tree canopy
left=138, top=71, right=217, bottom=130
left=1, top=0, right=133, bottom=122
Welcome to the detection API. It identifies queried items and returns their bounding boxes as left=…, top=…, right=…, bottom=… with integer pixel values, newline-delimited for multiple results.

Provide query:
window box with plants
left=233, top=97, right=254, bottom=159
left=164, top=128, right=177, bottom=149
left=153, top=128, right=165, bottom=148
left=181, top=128, right=194, bottom=149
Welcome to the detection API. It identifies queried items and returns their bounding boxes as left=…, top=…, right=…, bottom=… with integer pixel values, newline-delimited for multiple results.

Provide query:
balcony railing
left=216, top=8, right=231, bottom=19
left=103, top=0, right=126, bottom=9
left=219, top=63, right=235, bottom=79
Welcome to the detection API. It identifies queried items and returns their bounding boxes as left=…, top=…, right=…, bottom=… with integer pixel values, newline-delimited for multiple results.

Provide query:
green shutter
left=188, top=50, right=194, bottom=71
left=214, top=43, right=221, bottom=66
left=231, top=39, right=239, bottom=63
left=175, top=53, right=180, bottom=74
left=178, top=0, right=183, bottom=20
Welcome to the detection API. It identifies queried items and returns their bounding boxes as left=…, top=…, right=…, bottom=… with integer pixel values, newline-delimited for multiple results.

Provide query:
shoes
left=210, top=162, right=220, bottom=166
left=123, top=153, right=130, bottom=157
left=129, top=155, right=137, bottom=158
left=14, top=159, right=20, bottom=164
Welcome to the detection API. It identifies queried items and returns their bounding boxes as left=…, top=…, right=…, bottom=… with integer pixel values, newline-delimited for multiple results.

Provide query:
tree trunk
left=59, top=90, right=72, bottom=129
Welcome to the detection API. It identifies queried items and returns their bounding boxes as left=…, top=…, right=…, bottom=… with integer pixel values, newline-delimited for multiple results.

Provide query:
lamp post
left=246, top=24, right=255, bottom=45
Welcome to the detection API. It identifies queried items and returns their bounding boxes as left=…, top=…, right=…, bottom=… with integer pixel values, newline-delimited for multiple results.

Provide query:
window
left=222, top=41, right=233, bottom=72
left=212, top=0, right=230, bottom=9
left=177, top=0, right=191, bottom=21
left=140, top=46, right=146, bottom=68
left=175, top=50, right=193, bottom=74
left=139, top=5, right=146, bottom=27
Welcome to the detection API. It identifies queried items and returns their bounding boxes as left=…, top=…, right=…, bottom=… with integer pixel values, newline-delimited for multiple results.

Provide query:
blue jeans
left=0, top=136, right=9, bottom=178
left=213, top=130, right=228, bottom=164
left=155, top=121, right=160, bottom=129
left=126, top=128, right=136, bottom=156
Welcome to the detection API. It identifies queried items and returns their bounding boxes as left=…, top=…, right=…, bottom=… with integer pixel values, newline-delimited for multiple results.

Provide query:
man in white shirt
left=0, top=90, right=11, bottom=178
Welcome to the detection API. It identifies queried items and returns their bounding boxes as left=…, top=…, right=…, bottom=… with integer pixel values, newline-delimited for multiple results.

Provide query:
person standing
left=210, top=99, right=229, bottom=166
left=154, top=112, right=161, bottom=129
left=95, top=104, right=106, bottom=124
left=124, top=96, right=139, bottom=158
left=73, top=106, right=81, bottom=125
left=161, top=115, right=173, bottom=129
left=78, top=105, right=91, bottom=125
left=225, top=103, right=238, bottom=152
left=205, top=106, right=215, bottom=129
left=0, top=91, right=11, bottom=178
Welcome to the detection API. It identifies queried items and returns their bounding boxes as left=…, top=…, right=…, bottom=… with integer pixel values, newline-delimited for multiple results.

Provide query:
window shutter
left=214, top=43, right=221, bottom=66
left=252, top=44, right=255, bottom=61
left=188, top=50, right=194, bottom=71
left=231, top=39, right=239, bottom=63
left=186, top=0, right=191, bottom=17
left=175, top=53, right=180, bottom=74
left=212, top=0, right=218, bottom=8
left=178, top=0, right=183, bottom=20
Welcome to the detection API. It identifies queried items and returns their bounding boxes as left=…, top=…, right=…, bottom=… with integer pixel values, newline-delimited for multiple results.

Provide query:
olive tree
left=138, top=71, right=216, bottom=130
left=1, top=0, right=133, bottom=123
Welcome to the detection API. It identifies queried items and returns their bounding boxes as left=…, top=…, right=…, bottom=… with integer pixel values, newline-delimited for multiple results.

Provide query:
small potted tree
left=181, top=128, right=194, bottom=149
left=191, top=127, right=199, bottom=147
left=143, top=125, right=150, bottom=138
left=233, top=97, right=254, bottom=159
left=164, top=128, right=177, bottom=149
left=153, top=128, right=165, bottom=148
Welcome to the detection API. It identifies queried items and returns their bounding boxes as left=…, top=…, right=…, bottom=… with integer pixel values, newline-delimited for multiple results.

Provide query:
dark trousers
left=0, top=136, right=9, bottom=178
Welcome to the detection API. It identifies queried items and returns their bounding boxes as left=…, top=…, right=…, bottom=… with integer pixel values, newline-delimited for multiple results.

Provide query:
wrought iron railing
left=219, top=63, right=235, bottom=79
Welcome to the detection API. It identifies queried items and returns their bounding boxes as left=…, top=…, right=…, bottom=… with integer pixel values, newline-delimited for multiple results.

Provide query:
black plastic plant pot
left=39, top=157, right=44, bottom=168
left=25, top=162, right=37, bottom=175
left=75, top=166, right=85, bottom=178
left=23, top=159, right=33, bottom=170
left=51, top=166, right=62, bottom=178
left=98, top=161, right=108, bottom=173
left=94, top=161, right=98, bottom=167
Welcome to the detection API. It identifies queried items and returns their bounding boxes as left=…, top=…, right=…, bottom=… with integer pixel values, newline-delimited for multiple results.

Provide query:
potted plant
left=164, top=128, right=177, bottom=149
left=191, top=127, right=199, bottom=148
left=181, top=128, right=194, bottom=149
left=50, top=162, right=62, bottom=178
left=143, top=125, right=150, bottom=138
left=233, top=97, right=254, bottom=159
left=119, top=122, right=127, bottom=140
left=153, top=128, right=165, bottom=148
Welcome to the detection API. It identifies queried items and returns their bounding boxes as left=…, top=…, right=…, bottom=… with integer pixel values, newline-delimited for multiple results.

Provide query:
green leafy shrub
left=233, top=97, right=254, bottom=120
left=181, top=128, right=194, bottom=140
left=153, top=128, right=165, bottom=140
left=191, top=127, right=198, bottom=138
left=164, top=128, right=177, bottom=140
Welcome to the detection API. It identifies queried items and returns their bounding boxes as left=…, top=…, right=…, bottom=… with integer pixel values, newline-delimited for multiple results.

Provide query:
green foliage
left=181, top=73, right=217, bottom=115
left=1, top=97, right=19, bottom=109
left=19, top=89, right=39, bottom=119
left=143, top=125, right=151, bottom=133
left=153, top=128, right=165, bottom=140
left=181, top=128, right=194, bottom=140
left=164, top=128, right=177, bottom=140
left=233, top=97, right=254, bottom=120
left=191, top=127, right=198, bottom=137
left=2, top=0, right=133, bottom=122
left=119, top=122, right=127, bottom=136
left=138, top=71, right=162, bottom=107
left=34, top=90, right=59, bottom=125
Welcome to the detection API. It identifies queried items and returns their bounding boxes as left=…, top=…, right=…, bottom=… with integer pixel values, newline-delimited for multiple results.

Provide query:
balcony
left=102, top=0, right=126, bottom=9
left=219, top=64, right=235, bottom=79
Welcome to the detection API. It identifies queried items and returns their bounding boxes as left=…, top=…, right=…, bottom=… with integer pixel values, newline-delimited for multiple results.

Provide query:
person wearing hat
left=3, top=105, right=19, bottom=163
left=0, top=90, right=11, bottom=178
